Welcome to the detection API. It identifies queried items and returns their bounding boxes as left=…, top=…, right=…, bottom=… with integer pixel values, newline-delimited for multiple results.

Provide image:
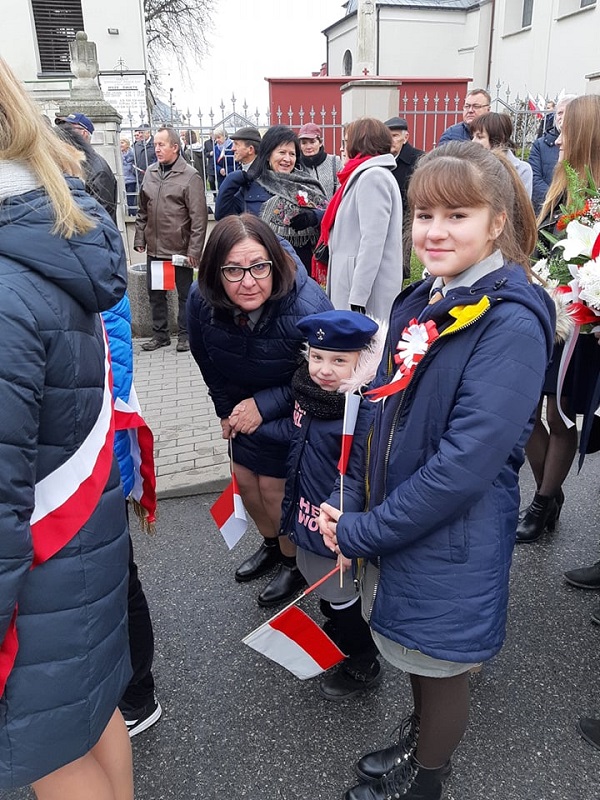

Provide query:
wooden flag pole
left=244, top=565, right=340, bottom=639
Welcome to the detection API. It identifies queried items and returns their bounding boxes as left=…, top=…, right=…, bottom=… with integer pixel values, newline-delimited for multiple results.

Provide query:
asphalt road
left=2, top=458, right=600, bottom=800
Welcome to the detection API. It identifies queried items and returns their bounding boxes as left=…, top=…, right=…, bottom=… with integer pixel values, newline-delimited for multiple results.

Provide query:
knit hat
left=297, top=310, right=378, bottom=352
left=298, top=123, right=322, bottom=139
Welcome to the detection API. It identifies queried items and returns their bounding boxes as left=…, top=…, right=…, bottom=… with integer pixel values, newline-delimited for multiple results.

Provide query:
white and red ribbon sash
left=553, top=282, right=600, bottom=429
left=0, top=325, right=115, bottom=695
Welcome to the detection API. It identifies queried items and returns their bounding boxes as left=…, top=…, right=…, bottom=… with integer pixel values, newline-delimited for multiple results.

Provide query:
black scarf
left=291, top=363, right=346, bottom=420
left=300, top=148, right=327, bottom=170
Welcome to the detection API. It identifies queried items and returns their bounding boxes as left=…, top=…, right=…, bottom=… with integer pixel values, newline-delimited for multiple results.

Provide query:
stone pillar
left=585, top=72, right=600, bottom=95
left=340, top=79, right=402, bottom=124
left=357, top=0, right=377, bottom=77
left=56, top=32, right=126, bottom=235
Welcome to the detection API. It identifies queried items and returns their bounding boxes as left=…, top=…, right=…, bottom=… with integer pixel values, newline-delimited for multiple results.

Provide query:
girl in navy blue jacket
left=320, top=142, right=555, bottom=800
left=277, top=310, right=384, bottom=701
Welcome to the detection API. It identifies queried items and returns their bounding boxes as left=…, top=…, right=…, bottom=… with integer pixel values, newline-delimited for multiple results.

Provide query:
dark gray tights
left=409, top=671, right=470, bottom=768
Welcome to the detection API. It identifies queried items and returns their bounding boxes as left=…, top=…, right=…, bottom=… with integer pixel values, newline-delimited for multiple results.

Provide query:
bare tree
left=144, top=0, right=215, bottom=81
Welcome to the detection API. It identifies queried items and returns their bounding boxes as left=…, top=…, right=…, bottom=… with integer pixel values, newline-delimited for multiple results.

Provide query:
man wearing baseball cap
left=55, top=112, right=117, bottom=222
left=55, top=112, right=95, bottom=139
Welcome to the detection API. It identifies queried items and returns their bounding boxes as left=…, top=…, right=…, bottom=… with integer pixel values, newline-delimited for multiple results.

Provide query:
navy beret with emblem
left=296, top=310, right=378, bottom=352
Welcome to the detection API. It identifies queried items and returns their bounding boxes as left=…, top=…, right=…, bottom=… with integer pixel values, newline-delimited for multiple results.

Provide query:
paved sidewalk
left=133, top=338, right=230, bottom=498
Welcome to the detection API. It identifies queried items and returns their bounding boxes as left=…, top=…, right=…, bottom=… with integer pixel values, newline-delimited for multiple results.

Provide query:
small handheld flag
left=337, top=392, right=361, bottom=475
left=150, top=260, right=175, bottom=291
left=243, top=605, right=345, bottom=680
left=210, top=474, right=248, bottom=549
left=243, top=565, right=346, bottom=679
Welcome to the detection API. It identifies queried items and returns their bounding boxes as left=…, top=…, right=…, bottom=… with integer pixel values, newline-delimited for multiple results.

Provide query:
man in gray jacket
left=134, top=126, right=207, bottom=352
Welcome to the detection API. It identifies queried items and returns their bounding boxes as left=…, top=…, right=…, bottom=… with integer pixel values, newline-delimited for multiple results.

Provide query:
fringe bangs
left=408, top=157, right=488, bottom=212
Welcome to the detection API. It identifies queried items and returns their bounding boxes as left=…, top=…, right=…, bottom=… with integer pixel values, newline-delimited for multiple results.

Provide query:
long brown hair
left=0, top=57, right=93, bottom=237
left=539, top=95, right=600, bottom=223
left=408, top=141, right=537, bottom=271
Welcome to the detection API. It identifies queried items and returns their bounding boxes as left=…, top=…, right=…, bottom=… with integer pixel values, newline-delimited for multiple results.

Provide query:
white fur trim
left=338, top=318, right=388, bottom=394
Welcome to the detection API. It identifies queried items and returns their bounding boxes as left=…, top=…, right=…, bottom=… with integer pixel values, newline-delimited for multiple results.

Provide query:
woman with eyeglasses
left=187, top=214, right=332, bottom=607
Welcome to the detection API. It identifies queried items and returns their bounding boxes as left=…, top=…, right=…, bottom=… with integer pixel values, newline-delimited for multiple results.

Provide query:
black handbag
left=313, top=239, right=329, bottom=265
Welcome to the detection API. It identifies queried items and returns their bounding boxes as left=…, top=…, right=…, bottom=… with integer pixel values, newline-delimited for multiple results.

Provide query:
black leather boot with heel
left=515, top=491, right=559, bottom=543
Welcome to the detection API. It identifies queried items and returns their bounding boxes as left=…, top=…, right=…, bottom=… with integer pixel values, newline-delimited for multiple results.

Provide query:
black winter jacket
left=187, top=257, right=332, bottom=476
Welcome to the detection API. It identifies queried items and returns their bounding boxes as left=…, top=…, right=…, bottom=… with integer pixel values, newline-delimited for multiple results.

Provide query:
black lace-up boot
left=355, top=714, right=421, bottom=782
left=344, top=756, right=448, bottom=800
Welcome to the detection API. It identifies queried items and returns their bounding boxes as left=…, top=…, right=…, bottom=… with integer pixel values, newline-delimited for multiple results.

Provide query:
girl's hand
left=319, top=502, right=342, bottom=554
left=229, top=398, right=262, bottom=435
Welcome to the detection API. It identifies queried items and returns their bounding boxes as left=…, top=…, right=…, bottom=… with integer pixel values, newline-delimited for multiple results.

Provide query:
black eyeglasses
left=463, top=103, right=490, bottom=111
left=221, top=261, right=273, bottom=282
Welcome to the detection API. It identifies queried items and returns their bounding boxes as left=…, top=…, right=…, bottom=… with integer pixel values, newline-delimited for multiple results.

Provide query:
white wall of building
left=5, top=2, right=40, bottom=83
left=325, top=0, right=600, bottom=100
left=326, top=13, right=359, bottom=77
left=377, top=8, right=472, bottom=78
left=83, top=0, right=147, bottom=73
left=3, top=0, right=146, bottom=83
left=489, top=0, right=599, bottom=98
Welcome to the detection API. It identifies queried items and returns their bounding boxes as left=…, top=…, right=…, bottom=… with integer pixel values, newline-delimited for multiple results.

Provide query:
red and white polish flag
left=210, top=474, right=248, bottom=549
left=114, top=384, right=157, bottom=526
left=243, top=605, right=345, bottom=680
left=150, top=260, right=175, bottom=291
left=337, top=392, right=361, bottom=475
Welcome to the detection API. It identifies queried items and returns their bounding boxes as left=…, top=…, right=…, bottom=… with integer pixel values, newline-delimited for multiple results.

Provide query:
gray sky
left=170, top=0, right=344, bottom=124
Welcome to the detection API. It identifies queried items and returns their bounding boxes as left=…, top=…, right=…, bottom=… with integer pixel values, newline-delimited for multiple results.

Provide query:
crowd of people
left=2, top=48, right=600, bottom=799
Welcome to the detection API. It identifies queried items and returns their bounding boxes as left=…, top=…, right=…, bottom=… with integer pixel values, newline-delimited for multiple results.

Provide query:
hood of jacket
left=0, top=178, right=126, bottom=314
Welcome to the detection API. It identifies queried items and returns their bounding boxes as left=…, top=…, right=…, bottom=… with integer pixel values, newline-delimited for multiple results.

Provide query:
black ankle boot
left=355, top=713, right=420, bottom=782
left=344, top=756, right=448, bottom=800
left=235, top=540, right=280, bottom=582
left=257, top=562, right=306, bottom=607
left=515, top=492, right=558, bottom=543
left=319, top=657, right=382, bottom=702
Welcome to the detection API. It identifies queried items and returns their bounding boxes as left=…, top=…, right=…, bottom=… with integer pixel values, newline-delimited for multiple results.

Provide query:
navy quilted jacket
left=529, top=128, right=560, bottom=213
left=336, top=262, right=554, bottom=663
left=279, top=386, right=373, bottom=557
left=187, top=257, right=332, bottom=472
left=0, top=180, right=131, bottom=788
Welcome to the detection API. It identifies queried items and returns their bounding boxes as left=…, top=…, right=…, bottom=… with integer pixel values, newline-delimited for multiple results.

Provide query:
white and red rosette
left=366, top=319, right=439, bottom=401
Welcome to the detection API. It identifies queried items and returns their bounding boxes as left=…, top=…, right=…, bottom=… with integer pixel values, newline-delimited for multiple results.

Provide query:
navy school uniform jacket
left=335, top=261, right=555, bottom=663
left=275, top=372, right=374, bottom=558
